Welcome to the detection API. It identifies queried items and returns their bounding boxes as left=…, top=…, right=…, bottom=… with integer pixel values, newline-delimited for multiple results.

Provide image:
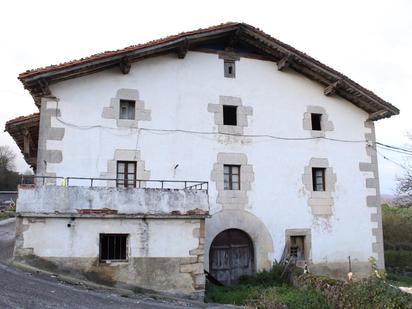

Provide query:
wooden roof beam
left=277, top=54, right=293, bottom=71
left=119, top=57, right=131, bottom=74
left=177, top=39, right=189, bottom=59
left=368, top=110, right=389, bottom=121
left=324, top=80, right=341, bottom=96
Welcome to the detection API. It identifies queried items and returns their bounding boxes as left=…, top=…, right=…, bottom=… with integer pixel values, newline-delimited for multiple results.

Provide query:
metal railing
left=20, top=175, right=208, bottom=191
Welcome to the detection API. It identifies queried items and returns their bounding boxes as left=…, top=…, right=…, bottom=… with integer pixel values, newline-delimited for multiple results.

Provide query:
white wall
left=43, top=51, right=377, bottom=265
left=22, top=218, right=199, bottom=258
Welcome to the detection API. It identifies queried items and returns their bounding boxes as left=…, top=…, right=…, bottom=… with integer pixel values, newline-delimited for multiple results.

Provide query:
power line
left=55, top=114, right=412, bottom=156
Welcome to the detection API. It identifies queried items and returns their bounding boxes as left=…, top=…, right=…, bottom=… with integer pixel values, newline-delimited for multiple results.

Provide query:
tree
left=0, top=146, right=20, bottom=191
left=0, top=146, right=16, bottom=172
left=395, top=135, right=412, bottom=208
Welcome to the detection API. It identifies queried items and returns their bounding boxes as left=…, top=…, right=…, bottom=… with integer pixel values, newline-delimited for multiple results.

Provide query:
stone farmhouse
left=5, top=22, right=399, bottom=298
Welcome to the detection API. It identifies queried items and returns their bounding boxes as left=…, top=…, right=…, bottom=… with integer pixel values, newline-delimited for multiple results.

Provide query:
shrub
left=296, top=273, right=412, bottom=308
left=342, top=277, right=412, bottom=308
left=385, top=250, right=412, bottom=269
left=382, top=205, right=412, bottom=251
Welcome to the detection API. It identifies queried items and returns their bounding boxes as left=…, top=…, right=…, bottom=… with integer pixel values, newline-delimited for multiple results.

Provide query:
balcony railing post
left=91, top=178, right=94, bottom=187
left=42, top=176, right=45, bottom=185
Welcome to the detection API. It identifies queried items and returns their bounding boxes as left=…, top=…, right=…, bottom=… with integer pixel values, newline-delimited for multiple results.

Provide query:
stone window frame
left=219, top=51, right=239, bottom=79
left=224, top=60, right=236, bottom=78
left=208, top=96, right=253, bottom=135
left=302, top=158, right=336, bottom=216
left=285, top=229, right=312, bottom=263
left=211, top=153, right=254, bottom=210
left=102, top=88, right=151, bottom=128
left=101, top=149, right=150, bottom=187
left=302, top=106, right=334, bottom=137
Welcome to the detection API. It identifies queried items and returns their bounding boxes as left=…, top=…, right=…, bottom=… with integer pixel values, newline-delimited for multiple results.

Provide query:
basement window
left=224, top=60, right=236, bottom=78
left=100, top=234, right=128, bottom=262
left=312, top=168, right=326, bottom=191
left=223, top=105, right=237, bottom=126
left=290, top=236, right=305, bottom=260
left=119, top=99, right=136, bottom=120
left=117, top=161, right=137, bottom=188
left=224, top=165, right=240, bottom=190
left=311, top=113, right=322, bottom=131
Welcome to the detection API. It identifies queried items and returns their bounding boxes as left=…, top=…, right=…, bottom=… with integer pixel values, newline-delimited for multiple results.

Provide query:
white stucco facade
left=20, top=50, right=382, bottom=281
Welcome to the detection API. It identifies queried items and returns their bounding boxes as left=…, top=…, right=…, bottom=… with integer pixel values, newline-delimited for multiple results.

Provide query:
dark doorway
left=209, top=229, right=254, bottom=285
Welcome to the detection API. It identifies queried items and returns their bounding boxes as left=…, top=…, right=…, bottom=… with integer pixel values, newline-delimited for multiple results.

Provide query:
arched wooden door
left=209, top=229, right=254, bottom=285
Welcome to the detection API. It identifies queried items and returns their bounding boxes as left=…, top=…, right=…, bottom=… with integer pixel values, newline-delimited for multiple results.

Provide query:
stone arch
left=205, top=210, right=274, bottom=272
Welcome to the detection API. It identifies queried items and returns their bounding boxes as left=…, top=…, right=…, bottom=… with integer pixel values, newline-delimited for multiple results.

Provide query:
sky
left=0, top=0, right=411, bottom=194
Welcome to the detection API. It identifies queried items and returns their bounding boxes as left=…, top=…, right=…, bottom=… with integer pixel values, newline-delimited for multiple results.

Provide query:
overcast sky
left=0, top=0, right=411, bottom=194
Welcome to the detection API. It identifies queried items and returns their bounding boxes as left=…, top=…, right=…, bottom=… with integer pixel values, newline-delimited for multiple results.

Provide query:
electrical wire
left=52, top=102, right=412, bottom=156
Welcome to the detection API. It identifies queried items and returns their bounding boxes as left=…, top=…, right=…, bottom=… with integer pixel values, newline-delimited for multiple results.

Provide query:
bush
left=342, top=277, right=412, bottom=308
left=385, top=250, right=412, bottom=269
left=382, top=205, right=412, bottom=251
left=296, top=273, right=412, bottom=308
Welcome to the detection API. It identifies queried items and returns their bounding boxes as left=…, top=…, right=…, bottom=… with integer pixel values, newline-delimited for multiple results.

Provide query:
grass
left=205, top=265, right=328, bottom=308
left=206, top=283, right=328, bottom=308
left=0, top=210, right=15, bottom=221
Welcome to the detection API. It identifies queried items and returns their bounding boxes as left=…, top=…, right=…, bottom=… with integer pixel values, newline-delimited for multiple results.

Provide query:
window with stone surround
left=312, top=168, right=326, bottom=191
left=223, top=105, right=237, bottom=126
left=119, top=100, right=135, bottom=120
left=224, top=165, right=240, bottom=190
left=117, top=161, right=136, bottom=188
left=100, top=234, right=128, bottom=262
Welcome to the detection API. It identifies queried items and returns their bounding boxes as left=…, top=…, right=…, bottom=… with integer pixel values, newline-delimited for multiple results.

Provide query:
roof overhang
left=18, top=22, right=399, bottom=120
left=5, top=113, right=39, bottom=170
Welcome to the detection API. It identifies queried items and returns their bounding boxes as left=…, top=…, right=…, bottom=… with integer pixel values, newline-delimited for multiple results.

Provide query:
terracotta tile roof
left=16, top=22, right=399, bottom=119
left=5, top=113, right=40, bottom=126
left=19, top=22, right=239, bottom=79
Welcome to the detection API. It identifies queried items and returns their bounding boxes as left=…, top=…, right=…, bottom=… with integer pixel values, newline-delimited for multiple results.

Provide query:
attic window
left=223, top=105, right=237, bottom=126
left=311, top=113, right=322, bottom=131
left=224, top=60, right=236, bottom=78
left=119, top=100, right=135, bottom=120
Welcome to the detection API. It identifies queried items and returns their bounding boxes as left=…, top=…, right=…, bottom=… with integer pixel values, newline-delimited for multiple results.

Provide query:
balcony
left=17, top=176, right=209, bottom=218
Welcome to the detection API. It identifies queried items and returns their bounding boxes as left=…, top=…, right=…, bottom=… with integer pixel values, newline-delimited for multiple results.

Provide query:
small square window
left=312, top=168, right=326, bottom=191
left=223, top=105, right=237, bottom=126
left=224, top=60, right=236, bottom=78
left=100, top=234, right=128, bottom=261
left=311, top=113, right=322, bottom=131
left=119, top=100, right=135, bottom=120
left=224, top=164, right=240, bottom=190
left=290, top=236, right=305, bottom=260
